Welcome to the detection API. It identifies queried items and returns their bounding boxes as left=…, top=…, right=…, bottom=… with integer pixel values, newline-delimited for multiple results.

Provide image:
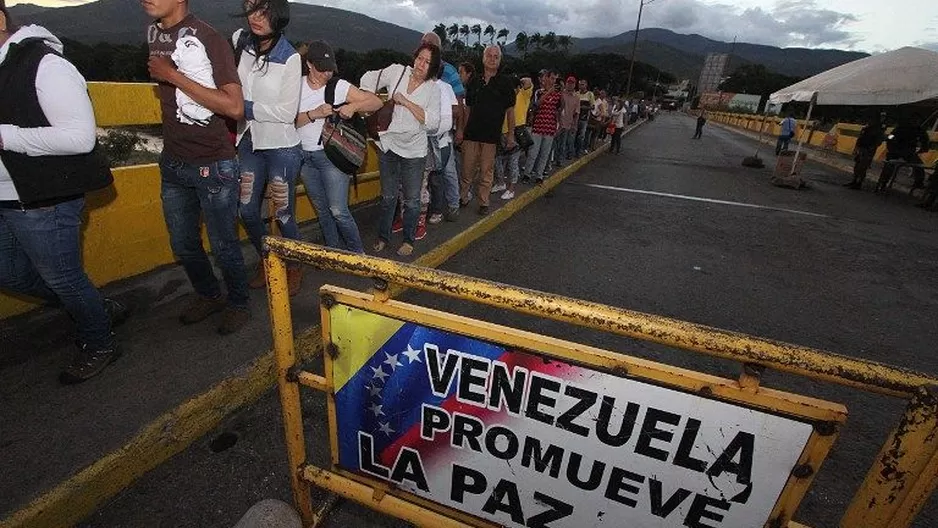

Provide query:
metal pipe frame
left=264, top=237, right=938, bottom=399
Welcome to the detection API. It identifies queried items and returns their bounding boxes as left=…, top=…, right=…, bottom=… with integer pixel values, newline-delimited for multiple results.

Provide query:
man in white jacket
left=0, top=4, right=127, bottom=384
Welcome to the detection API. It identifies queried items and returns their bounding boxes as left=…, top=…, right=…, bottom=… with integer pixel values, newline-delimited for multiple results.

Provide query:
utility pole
left=624, top=0, right=659, bottom=99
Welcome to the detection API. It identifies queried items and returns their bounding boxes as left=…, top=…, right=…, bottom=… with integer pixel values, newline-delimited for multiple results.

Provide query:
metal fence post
left=841, top=386, right=938, bottom=527
left=265, top=249, right=315, bottom=525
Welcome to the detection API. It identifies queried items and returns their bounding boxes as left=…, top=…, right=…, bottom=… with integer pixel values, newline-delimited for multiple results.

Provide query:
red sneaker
left=415, top=215, right=427, bottom=240
left=392, top=214, right=403, bottom=233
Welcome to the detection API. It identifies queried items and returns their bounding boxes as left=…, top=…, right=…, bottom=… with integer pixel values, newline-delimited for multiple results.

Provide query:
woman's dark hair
left=459, top=61, right=475, bottom=78
left=1, top=0, right=19, bottom=34
left=412, top=42, right=442, bottom=81
left=238, top=0, right=290, bottom=70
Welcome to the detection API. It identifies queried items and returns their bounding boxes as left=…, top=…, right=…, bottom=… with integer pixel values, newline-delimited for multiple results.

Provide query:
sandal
left=397, top=243, right=414, bottom=256
left=373, top=240, right=387, bottom=253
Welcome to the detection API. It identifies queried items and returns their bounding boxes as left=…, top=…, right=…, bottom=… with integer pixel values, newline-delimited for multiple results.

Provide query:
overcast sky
left=10, top=0, right=938, bottom=52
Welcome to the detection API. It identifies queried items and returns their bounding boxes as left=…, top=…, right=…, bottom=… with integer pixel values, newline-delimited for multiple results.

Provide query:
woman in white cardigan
left=360, top=43, right=441, bottom=257
left=234, top=0, right=303, bottom=294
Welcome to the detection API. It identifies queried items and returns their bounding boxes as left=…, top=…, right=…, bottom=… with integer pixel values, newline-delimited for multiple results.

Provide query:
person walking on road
left=143, top=0, right=252, bottom=336
left=458, top=44, right=516, bottom=216
left=846, top=115, right=885, bottom=189
left=0, top=2, right=127, bottom=384
left=693, top=111, right=706, bottom=139
left=233, top=0, right=305, bottom=296
left=776, top=113, right=797, bottom=155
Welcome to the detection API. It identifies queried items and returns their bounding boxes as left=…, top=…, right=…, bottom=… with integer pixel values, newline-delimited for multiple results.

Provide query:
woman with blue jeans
left=233, top=0, right=303, bottom=294
left=295, top=41, right=382, bottom=253
left=360, top=43, right=442, bottom=257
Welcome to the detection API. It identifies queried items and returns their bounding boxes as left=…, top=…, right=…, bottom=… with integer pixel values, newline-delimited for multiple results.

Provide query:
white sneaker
left=428, top=213, right=443, bottom=224
left=491, top=182, right=507, bottom=193
left=501, top=189, right=516, bottom=200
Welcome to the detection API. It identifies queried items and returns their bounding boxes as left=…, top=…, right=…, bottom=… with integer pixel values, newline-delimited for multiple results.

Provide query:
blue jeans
left=494, top=145, right=521, bottom=185
left=300, top=150, right=364, bottom=254
left=525, top=133, right=555, bottom=180
left=378, top=150, right=424, bottom=245
left=575, top=120, right=589, bottom=155
left=0, top=198, right=112, bottom=348
left=160, top=154, right=249, bottom=308
left=237, top=133, right=303, bottom=255
left=556, top=127, right=575, bottom=160
left=428, top=145, right=451, bottom=215
left=444, top=145, right=460, bottom=210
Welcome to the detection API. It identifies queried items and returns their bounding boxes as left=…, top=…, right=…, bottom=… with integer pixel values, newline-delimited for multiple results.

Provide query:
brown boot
left=179, top=296, right=226, bottom=325
left=287, top=266, right=304, bottom=297
left=217, top=306, right=251, bottom=335
left=248, top=265, right=266, bottom=289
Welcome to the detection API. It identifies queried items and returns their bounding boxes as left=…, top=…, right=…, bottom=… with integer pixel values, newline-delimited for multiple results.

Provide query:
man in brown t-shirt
left=143, top=0, right=250, bottom=335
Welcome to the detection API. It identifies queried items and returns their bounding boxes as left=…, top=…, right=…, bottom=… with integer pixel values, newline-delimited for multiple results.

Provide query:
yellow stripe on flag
left=330, top=305, right=405, bottom=393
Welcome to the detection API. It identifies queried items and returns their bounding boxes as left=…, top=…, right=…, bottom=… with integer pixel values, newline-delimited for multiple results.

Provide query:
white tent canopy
left=769, top=47, right=938, bottom=106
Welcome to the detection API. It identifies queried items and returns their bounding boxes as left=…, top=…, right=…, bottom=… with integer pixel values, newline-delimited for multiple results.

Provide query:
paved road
left=82, top=114, right=938, bottom=527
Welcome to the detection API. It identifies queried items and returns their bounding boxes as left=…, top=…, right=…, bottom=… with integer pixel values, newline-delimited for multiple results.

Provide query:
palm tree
left=447, top=24, right=459, bottom=49
left=484, top=24, right=495, bottom=45
left=497, top=28, right=510, bottom=46
left=515, top=32, right=528, bottom=60
left=557, top=34, right=572, bottom=53
left=471, top=24, right=482, bottom=48
left=529, top=32, right=542, bottom=51
left=433, top=24, right=448, bottom=49
left=543, top=31, right=557, bottom=51
left=459, top=24, right=470, bottom=47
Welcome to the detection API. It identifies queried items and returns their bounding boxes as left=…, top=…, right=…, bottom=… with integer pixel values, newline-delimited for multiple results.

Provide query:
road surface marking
left=580, top=183, right=829, bottom=218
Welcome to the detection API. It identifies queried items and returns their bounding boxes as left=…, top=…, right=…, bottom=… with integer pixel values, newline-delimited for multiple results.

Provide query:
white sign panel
left=333, top=311, right=814, bottom=528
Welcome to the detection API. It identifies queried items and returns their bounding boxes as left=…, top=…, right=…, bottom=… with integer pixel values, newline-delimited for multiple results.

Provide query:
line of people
left=0, top=0, right=643, bottom=383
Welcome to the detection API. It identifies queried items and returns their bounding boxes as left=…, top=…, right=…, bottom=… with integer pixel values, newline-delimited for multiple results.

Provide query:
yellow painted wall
left=1, top=82, right=382, bottom=319
left=713, top=112, right=938, bottom=165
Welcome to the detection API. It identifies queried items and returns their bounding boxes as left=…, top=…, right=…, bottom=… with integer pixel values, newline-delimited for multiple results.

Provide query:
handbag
left=514, top=125, right=534, bottom=150
left=320, top=78, right=368, bottom=180
left=365, top=67, right=407, bottom=140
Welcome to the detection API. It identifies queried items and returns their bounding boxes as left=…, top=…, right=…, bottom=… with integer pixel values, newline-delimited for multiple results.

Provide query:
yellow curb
left=0, top=122, right=644, bottom=528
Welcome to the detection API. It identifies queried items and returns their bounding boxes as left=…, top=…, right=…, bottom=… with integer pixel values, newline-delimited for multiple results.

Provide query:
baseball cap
left=305, top=40, right=338, bottom=72
left=566, top=75, right=576, bottom=83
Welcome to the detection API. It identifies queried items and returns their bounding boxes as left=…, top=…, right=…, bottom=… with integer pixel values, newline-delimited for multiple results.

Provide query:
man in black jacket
left=876, top=119, right=931, bottom=192
left=846, top=116, right=885, bottom=189
left=0, top=1, right=126, bottom=384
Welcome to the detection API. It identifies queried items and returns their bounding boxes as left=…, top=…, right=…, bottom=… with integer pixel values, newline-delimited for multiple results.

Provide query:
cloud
left=302, top=0, right=865, bottom=49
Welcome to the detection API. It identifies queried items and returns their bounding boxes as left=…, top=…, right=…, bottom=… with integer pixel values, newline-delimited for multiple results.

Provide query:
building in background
left=697, top=53, right=729, bottom=95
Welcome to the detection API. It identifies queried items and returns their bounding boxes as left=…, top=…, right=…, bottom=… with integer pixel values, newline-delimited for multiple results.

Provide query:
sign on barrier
left=323, top=288, right=846, bottom=528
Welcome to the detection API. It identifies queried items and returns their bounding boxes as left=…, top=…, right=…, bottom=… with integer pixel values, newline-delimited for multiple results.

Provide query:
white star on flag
left=378, top=422, right=395, bottom=436
left=383, top=352, right=402, bottom=371
left=371, top=365, right=389, bottom=383
left=403, top=344, right=422, bottom=364
left=369, top=403, right=385, bottom=417
left=367, top=384, right=382, bottom=397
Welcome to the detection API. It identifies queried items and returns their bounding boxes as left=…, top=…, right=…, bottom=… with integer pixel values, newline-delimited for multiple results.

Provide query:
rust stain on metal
left=264, top=237, right=938, bottom=399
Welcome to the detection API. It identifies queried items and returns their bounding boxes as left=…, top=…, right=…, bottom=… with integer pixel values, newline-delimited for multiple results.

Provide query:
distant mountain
left=10, top=1, right=867, bottom=81
left=7, top=0, right=423, bottom=53
left=511, top=27, right=868, bottom=81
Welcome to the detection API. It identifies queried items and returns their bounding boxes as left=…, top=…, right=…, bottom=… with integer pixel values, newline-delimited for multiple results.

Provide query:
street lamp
left=624, top=0, right=661, bottom=99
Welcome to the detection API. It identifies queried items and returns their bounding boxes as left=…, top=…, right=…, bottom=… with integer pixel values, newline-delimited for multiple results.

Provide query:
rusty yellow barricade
left=263, top=237, right=938, bottom=528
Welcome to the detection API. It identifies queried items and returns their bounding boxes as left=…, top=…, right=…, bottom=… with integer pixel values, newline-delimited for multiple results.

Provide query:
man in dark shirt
left=459, top=44, right=516, bottom=215
left=142, top=0, right=250, bottom=335
left=846, top=116, right=884, bottom=189
left=876, top=119, right=931, bottom=193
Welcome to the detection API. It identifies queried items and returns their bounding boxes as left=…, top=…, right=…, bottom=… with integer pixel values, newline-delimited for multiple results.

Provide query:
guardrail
left=0, top=82, right=383, bottom=319
left=263, top=237, right=938, bottom=528
left=708, top=112, right=938, bottom=167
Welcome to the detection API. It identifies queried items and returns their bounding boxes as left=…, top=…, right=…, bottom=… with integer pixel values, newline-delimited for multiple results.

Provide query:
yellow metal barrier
left=0, top=82, right=383, bottom=319
left=263, top=238, right=938, bottom=528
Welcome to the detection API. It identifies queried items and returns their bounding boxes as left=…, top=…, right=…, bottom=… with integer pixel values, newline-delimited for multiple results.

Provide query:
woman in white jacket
left=234, top=0, right=303, bottom=294
left=360, top=43, right=441, bottom=257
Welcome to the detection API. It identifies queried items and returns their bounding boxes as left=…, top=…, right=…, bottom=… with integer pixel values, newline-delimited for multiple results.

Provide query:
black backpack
left=320, top=77, right=369, bottom=186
